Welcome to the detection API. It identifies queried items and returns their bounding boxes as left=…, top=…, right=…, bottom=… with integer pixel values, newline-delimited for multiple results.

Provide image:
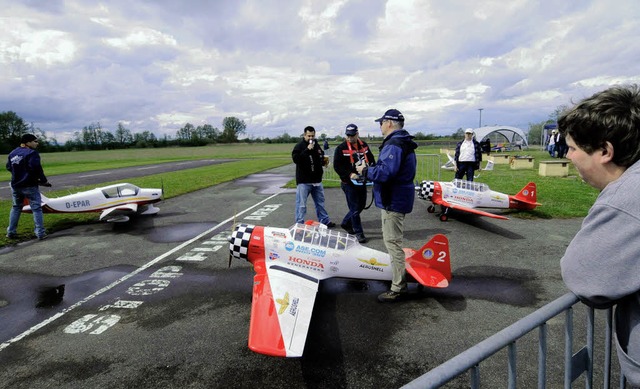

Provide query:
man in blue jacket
left=357, top=109, right=417, bottom=302
left=6, top=134, right=51, bottom=240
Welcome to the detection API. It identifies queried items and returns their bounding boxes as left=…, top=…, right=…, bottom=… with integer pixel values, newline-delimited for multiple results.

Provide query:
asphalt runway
left=0, top=164, right=586, bottom=388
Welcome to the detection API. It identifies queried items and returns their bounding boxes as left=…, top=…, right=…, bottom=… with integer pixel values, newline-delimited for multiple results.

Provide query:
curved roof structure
left=472, top=126, right=529, bottom=148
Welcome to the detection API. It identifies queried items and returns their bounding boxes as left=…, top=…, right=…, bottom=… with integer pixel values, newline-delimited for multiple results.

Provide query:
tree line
left=1, top=108, right=563, bottom=154
left=0, top=111, right=248, bottom=153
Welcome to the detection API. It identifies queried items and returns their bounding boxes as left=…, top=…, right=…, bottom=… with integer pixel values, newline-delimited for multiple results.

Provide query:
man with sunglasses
left=356, top=109, right=418, bottom=302
left=6, top=133, right=51, bottom=240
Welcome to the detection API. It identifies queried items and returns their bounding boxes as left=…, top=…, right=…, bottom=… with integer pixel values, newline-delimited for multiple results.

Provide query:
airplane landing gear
left=438, top=207, right=450, bottom=222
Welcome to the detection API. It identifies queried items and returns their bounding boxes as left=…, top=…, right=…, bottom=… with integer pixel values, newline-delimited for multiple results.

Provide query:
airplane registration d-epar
left=22, top=183, right=163, bottom=222
left=228, top=220, right=452, bottom=357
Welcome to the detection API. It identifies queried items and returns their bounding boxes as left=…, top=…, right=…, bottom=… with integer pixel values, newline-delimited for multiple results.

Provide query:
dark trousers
left=455, top=162, right=477, bottom=181
left=340, top=182, right=367, bottom=235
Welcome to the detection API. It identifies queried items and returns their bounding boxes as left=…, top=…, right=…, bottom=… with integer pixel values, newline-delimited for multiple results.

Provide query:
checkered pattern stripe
left=418, top=180, right=434, bottom=200
left=229, top=224, right=255, bottom=260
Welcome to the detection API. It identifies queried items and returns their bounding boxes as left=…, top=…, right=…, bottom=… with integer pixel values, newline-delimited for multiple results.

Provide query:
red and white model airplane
left=228, top=221, right=452, bottom=357
left=416, top=179, right=540, bottom=221
left=22, top=183, right=163, bottom=222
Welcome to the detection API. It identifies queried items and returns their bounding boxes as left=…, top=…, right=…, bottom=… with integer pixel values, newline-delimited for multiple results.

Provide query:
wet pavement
left=0, top=164, right=592, bottom=388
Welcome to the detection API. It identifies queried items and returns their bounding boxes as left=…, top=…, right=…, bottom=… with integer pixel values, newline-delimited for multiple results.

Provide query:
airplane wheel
left=427, top=205, right=435, bottom=213
left=439, top=214, right=448, bottom=222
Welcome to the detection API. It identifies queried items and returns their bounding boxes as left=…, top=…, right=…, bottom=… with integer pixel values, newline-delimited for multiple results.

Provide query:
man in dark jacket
left=454, top=128, right=483, bottom=181
left=291, top=126, right=334, bottom=227
left=333, top=123, right=376, bottom=243
left=6, top=134, right=51, bottom=240
left=356, top=109, right=418, bottom=302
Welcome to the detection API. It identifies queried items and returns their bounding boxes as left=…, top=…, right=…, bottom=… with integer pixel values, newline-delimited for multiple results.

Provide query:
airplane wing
left=248, top=266, right=319, bottom=357
left=99, top=203, right=138, bottom=221
left=436, top=198, right=509, bottom=220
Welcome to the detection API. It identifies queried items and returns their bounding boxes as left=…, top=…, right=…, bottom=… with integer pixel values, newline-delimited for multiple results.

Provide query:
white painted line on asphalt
left=136, top=166, right=161, bottom=170
left=79, top=172, right=110, bottom=178
left=0, top=190, right=285, bottom=352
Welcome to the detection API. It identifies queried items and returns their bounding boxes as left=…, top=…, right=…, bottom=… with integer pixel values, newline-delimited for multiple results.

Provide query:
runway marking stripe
left=0, top=190, right=284, bottom=352
left=79, top=172, right=111, bottom=178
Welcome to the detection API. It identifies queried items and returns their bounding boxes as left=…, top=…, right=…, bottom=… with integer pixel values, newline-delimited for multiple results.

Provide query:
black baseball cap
left=374, top=109, right=404, bottom=123
left=345, top=124, right=358, bottom=136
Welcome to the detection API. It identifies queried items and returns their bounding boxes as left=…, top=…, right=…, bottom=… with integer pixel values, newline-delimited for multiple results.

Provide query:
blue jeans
left=295, top=183, right=331, bottom=225
left=340, top=182, right=367, bottom=235
left=455, top=162, right=476, bottom=181
left=8, top=185, right=46, bottom=238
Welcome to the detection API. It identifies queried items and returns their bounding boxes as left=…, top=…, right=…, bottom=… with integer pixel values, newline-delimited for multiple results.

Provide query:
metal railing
left=402, top=292, right=627, bottom=388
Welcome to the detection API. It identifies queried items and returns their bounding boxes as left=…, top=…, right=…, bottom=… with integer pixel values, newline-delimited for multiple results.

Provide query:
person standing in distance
left=291, top=126, right=335, bottom=227
left=333, top=123, right=376, bottom=243
left=454, top=128, right=482, bottom=181
left=559, top=84, right=640, bottom=387
left=356, top=109, right=417, bottom=302
left=6, top=134, right=52, bottom=240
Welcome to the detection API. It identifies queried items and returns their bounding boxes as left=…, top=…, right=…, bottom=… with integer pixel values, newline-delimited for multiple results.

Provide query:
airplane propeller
left=228, top=211, right=238, bottom=268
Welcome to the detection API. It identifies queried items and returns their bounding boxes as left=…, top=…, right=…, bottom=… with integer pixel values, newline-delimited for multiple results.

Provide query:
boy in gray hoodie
left=559, top=84, right=640, bottom=387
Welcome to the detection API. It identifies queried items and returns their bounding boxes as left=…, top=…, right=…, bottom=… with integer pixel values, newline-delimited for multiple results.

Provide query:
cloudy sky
left=2, top=1, right=639, bottom=143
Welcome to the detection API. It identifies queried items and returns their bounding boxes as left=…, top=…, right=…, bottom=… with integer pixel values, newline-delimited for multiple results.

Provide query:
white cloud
left=1, top=0, right=639, bottom=142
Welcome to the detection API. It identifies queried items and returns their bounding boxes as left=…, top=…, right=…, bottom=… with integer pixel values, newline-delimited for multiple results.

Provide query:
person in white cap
left=454, top=128, right=482, bottom=181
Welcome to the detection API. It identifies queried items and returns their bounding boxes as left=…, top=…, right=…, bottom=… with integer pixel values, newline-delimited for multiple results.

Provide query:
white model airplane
left=22, top=183, right=163, bottom=222
left=441, top=153, right=493, bottom=174
left=228, top=220, right=452, bottom=357
left=416, top=179, right=540, bottom=221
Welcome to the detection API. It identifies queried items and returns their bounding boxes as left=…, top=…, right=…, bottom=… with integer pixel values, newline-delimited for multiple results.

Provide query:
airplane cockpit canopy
left=452, top=179, right=489, bottom=192
left=102, top=183, right=140, bottom=198
left=290, top=223, right=357, bottom=251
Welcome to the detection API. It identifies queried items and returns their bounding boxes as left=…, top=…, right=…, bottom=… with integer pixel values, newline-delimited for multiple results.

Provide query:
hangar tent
left=472, top=126, right=529, bottom=150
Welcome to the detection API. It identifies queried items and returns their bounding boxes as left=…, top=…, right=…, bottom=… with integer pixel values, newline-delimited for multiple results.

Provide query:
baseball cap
left=21, top=134, right=38, bottom=143
left=345, top=124, right=358, bottom=136
left=465, top=128, right=474, bottom=134
left=374, top=109, right=404, bottom=123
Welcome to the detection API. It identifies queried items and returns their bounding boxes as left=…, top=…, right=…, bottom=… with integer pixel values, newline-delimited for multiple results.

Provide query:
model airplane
left=228, top=220, right=452, bottom=357
left=441, top=153, right=494, bottom=174
left=22, top=183, right=163, bottom=222
left=416, top=179, right=540, bottom=221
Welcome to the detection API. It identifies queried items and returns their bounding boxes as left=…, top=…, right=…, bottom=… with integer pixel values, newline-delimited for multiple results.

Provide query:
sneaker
left=356, top=234, right=368, bottom=243
left=341, top=223, right=355, bottom=234
left=326, top=222, right=336, bottom=228
left=377, top=290, right=406, bottom=303
left=6, top=233, right=18, bottom=239
left=37, top=234, right=48, bottom=241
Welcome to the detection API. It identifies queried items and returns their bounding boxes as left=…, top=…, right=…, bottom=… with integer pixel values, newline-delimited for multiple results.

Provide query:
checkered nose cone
left=229, top=224, right=255, bottom=260
left=418, top=181, right=435, bottom=200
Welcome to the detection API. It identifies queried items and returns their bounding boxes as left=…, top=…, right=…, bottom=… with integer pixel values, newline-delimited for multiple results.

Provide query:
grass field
left=1, top=143, right=599, bottom=246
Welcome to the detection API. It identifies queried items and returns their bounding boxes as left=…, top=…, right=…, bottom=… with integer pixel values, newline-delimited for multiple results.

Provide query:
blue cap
left=345, top=124, right=358, bottom=135
left=374, top=108, right=404, bottom=122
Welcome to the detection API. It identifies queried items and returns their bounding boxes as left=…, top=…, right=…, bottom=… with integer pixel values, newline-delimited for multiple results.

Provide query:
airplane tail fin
left=21, top=192, right=49, bottom=212
left=404, top=234, right=451, bottom=288
left=511, top=182, right=541, bottom=209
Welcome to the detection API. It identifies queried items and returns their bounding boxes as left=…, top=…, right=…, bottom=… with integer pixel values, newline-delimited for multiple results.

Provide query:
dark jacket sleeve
left=333, top=143, right=352, bottom=182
